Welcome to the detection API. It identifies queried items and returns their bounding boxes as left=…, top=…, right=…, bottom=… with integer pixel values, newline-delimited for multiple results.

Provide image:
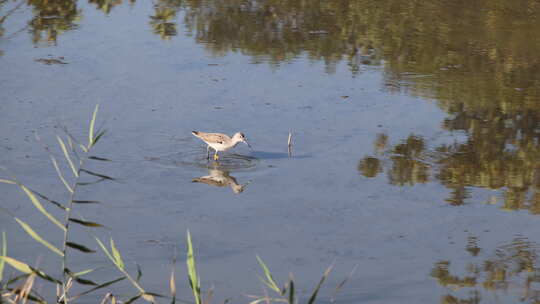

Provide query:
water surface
left=1, top=0, right=540, bottom=303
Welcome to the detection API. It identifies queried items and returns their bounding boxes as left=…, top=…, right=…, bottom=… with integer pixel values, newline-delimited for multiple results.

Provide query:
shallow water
left=1, top=0, right=540, bottom=303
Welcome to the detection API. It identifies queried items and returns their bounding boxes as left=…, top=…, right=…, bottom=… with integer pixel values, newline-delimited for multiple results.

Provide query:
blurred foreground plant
left=248, top=257, right=355, bottom=304
left=0, top=105, right=123, bottom=303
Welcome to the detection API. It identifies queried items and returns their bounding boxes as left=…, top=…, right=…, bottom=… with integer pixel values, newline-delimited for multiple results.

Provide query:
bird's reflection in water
left=192, top=163, right=250, bottom=194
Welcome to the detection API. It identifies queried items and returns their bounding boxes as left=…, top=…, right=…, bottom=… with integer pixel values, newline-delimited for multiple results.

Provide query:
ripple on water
left=144, top=146, right=259, bottom=172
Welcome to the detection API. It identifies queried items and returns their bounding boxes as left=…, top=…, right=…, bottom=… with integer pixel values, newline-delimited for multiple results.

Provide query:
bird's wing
left=198, top=133, right=229, bottom=144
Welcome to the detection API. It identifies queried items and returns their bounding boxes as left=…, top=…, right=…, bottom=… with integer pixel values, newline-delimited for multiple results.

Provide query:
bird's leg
left=206, top=145, right=210, bottom=160
left=213, top=151, right=219, bottom=161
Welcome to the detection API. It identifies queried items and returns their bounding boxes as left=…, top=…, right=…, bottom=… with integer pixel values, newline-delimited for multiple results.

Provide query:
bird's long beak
left=245, top=140, right=253, bottom=150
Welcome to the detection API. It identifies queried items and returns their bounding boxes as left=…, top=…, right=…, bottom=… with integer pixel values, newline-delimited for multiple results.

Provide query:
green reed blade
left=29, top=265, right=61, bottom=284
left=124, top=294, right=142, bottom=304
left=95, top=237, right=115, bottom=263
left=307, top=265, right=333, bottom=304
left=88, top=156, right=112, bottom=161
left=6, top=274, right=30, bottom=287
left=66, top=241, right=96, bottom=253
left=71, top=276, right=125, bottom=300
left=79, top=144, right=88, bottom=153
left=72, top=200, right=101, bottom=204
left=49, top=153, right=74, bottom=193
left=69, top=218, right=103, bottom=228
left=64, top=269, right=98, bottom=286
left=136, top=263, right=142, bottom=282
left=93, top=129, right=107, bottom=146
left=80, top=169, right=115, bottom=181
left=256, top=256, right=281, bottom=294
left=28, top=188, right=65, bottom=210
left=20, top=185, right=66, bottom=232
left=1, top=256, right=32, bottom=274
left=288, top=279, right=295, bottom=304
left=73, top=276, right=98, bottom=286
left=14, top=218, right=63, bottom=256
left=89, top=104, right=100, bottom=148
left=110, top=238, right=125, bottom=270
left=73, top=268, right=96, bottom=277
left=76, top=178, right=106, bottom=186
left=57, top=136, right=79, bottom=177
left=64, top=268, right=98, bottom=286
left=186, top=231, right=201, bottom=304
left=0, top=179, right=16, bottom=184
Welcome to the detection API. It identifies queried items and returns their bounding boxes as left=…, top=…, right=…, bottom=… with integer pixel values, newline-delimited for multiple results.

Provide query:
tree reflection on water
left=359, top=130, right=540, bottom=211
left=2, top=0, right=539, bottom=212
left=431, top=236, right=540, bottom=304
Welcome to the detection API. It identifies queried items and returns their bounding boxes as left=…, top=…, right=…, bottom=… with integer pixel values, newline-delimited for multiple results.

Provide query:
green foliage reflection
left=431, top=236, right=540, bottom=304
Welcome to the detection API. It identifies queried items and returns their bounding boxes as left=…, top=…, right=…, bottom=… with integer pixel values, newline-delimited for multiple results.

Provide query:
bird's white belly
left=209, top=142, right=229, bottom=151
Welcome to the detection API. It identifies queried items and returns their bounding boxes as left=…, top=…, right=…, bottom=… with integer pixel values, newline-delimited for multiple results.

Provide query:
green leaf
left=124, top=294, right=142, bottom=304
left=76, top=179, right=106, bottom=186
left=20, top=185, right=66, bottom=232
left=0, top=231, right=6, bottom=281
left=65, top=269, right=98, bottom=286
left=307, top=265, right=333, bottom=304
left=186, top=231, right=201, bottom=304
left=89, top=104, right=100, bottom=148
left=95, top=237, right=115, bottom=264
left=72, top=200, right=101, bottom=204
left=66, top=242, right=96, bottom=253
left=110, top=239, right=124, bottom=270
left=79, top=144, right=89, bottom=153
left=93, top=129, right=107, bottom=146
left=256, top=256, right=281, bottom=294
left=71, top=276, right=125, bottom=300
left=57, top=136, right=79, bottom=177
left=69, top=218, right=103, bottom=228
left=0, top=179, right=16, bottom=184
left=72, top=276, right=98, bottom=286
left=6, top=274, right=30, bottom=286
left=288, top=280, right=295, bottom=304
left=1, top=256, right=32, bottom=274
left=30, top=189, right=65, bottom=210
left=29, top=265, right=62, bottom=284
left=88, top=156, right=111, bottom=161
left=73, top=268, right=96, bottom=277
left=80, top=169, right=115, bottom=181
left=15, top=218, right=63, bottom=256
left=136, top=263, right=143, bottom=282
left=50, top=155, right=74, bottom=193
left=6, top=274, right=29, bottom=286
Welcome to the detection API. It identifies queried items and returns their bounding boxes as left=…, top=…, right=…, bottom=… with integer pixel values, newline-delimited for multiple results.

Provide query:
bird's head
left=232, top=132, right=252, bottom=150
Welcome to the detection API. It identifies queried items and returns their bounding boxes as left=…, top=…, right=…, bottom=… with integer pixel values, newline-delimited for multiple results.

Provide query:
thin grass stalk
left=59, top=105, right=101, bottom=303
left=59, top=157, right=84, bottom=304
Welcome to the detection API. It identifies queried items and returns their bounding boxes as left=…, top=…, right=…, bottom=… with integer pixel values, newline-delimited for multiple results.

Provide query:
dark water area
left=1, top=0, right=540, bottom=303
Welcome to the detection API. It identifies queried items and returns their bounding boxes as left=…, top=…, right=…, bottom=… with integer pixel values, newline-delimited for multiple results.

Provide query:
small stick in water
left=287, top=132, right=293, bottom=157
